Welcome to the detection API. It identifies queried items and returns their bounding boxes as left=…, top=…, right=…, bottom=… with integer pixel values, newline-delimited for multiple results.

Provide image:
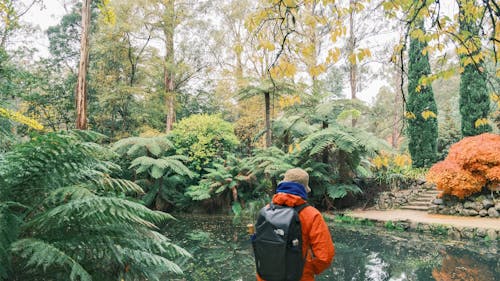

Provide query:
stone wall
left=375, top=179, right=429, bottom=210
left=430, top=193, right=500, bottom=218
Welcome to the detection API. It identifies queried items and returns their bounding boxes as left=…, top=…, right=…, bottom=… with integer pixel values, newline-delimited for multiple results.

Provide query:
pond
left=164, top=214, right=499, bottom=281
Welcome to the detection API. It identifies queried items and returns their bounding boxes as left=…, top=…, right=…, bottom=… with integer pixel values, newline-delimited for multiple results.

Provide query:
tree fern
left=12, top=239, right=92, bottom=281
left=326, top=184, right=363, bottom=200
left=112, top=135, right=174, bottom=158
left=0, top=131, right=189, bottom=280
left=244, top=147, right=295, bottom=180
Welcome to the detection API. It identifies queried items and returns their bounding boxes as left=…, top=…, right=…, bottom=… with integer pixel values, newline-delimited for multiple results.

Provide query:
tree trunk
left=322, top=120, right=329, bottom=164
left=348, top=0, right=358, bottom=127
left=75, top=0, right=92, bottom=130
left=264, top=91, right=271, bottom=147
left=164, top=0, right=176, bottom=132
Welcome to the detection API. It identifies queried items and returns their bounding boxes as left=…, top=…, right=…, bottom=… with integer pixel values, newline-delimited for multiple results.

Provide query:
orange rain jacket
left=257, top=193, right=335, bottom=281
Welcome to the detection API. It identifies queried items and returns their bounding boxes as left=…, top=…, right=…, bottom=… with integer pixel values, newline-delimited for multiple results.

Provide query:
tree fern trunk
left=322, top=121, right=329, bottom=164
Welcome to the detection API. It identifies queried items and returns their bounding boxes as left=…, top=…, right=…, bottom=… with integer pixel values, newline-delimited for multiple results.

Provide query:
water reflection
left=163, top=215, right=499, bottom=281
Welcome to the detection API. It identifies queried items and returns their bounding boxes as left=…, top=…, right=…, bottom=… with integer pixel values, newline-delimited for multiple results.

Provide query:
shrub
left=426, top=133, right=500, bottom=199
left=169, top=114, right=239, bottom=172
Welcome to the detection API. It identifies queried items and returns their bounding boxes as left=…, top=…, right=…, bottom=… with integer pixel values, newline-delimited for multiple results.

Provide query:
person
left=257, top=168, right=335, bottom=281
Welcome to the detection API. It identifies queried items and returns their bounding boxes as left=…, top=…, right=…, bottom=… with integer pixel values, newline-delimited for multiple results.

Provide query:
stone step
left=406, top=201, right=431, bottom=206
left=400, top=205, right=429, bottom=211
left=412, top=197, right=434, bottom=202
left=416, top=196, right=437, bottom=201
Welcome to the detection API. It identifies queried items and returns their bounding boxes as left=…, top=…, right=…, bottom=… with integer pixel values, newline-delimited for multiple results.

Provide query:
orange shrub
left=426, top=133, right=500, bottom=199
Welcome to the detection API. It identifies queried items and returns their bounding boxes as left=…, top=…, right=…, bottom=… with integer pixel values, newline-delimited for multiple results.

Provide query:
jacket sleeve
left=306, top=211, right=335, bottom=275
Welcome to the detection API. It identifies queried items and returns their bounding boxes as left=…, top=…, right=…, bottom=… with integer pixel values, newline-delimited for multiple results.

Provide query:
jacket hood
left=276, top=181, right=308, bottom=200
left=272, top=192, right=307, bottom=207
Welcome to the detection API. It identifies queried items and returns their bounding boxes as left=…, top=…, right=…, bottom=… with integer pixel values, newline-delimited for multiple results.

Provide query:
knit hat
left=282, top=168, right=311, bottom=193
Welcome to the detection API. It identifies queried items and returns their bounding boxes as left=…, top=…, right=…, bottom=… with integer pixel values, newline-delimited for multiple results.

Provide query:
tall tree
left=406, top=22, right=438, bottom=168
left=458, top=0, right=492, bottom=136
left=163, top=0, right=176, bottom=132
left=75, top=0, right=92, bottom=129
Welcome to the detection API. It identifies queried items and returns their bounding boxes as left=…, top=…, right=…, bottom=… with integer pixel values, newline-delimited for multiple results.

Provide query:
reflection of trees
left=432, top=252, right=495, bottom=281
left=325, top=227, right=440, bottom=281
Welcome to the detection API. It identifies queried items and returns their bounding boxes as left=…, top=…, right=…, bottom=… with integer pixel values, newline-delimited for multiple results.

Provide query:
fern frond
left=43, top=185, right=96, bottom=206
left=112, top=136, right=173, bottom=158
left=326, top=184, right=363, bottom=200
left=27, top=197, right=174, bottom=233
left=118, top=247, right=183, bottom=275
left=11, top=238, right=91, bottom=281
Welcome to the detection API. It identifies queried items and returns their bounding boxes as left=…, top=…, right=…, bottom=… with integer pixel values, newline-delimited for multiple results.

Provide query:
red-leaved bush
left=426, top=133, right=500, bottom=199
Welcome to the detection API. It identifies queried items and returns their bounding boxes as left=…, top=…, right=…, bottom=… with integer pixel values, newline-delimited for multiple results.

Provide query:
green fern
left=186, top=157, right=240, bottom=201
left=244, top=147, right=295, bottom=180
left=0, top=131, right=189, bottom=280
left=130, top=155, right=195, bottom=180
left=112, top=135, right=174, bottom=158
left=12, top=239, right=92, bottom=281
left=326, top=184, right=363, bottom=200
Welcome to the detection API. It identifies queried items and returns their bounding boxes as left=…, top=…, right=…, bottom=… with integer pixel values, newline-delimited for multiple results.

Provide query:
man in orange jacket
left=257, top=168, right=335, bottom=281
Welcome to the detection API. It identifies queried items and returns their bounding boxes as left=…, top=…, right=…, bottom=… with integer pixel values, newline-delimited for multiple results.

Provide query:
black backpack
left=252, top=202, right=309, bottom=281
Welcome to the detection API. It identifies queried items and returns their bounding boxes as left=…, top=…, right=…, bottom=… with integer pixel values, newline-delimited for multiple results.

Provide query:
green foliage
left=244, top=146, right=295, bottom=185
left=0, top=131, right=189, bottom=281
left=112, top=135, right=195, bottom=210
left=458, top=43, right=492, bottom=136
left=170, top=114, right=239, bottom=172
left=406, top=25, right=439, bottom=168
left=326, top=184, right=363, bottom=200
left=186, top=156, right=241, bottom=201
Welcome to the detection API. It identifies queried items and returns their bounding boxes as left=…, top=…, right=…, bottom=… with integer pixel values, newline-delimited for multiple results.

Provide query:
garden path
left=341, top=209, right=500, bottom=230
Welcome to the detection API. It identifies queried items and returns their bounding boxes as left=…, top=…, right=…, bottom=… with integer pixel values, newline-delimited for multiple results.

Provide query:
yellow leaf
left=301, top=44, right=315, bottom=58
left=421, top=110, right=437, bottom=120
left=327, top=48, right=341, bottom=63
left=474, top=118, right=489, bottom=128
left=405, top=111, right=416, bottom=119
left=258, top=40, right=275, bottom=51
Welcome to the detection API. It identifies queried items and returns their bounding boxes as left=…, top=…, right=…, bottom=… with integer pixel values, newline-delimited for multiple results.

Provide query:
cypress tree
left=406, top=23, right=438, bottom=168
left=458, top=1, right=492, bottom=136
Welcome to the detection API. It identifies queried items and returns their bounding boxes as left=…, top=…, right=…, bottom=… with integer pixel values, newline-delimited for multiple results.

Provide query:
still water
left=164, top=214, right=499, bottom=281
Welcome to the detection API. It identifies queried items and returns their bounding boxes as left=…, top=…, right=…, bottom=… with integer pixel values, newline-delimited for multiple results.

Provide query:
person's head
left=282, top=168, right=311, bottom=193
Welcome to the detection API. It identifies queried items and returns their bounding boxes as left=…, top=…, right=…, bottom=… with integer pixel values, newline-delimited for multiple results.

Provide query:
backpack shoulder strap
left=294, top=202, right=310, bottom=213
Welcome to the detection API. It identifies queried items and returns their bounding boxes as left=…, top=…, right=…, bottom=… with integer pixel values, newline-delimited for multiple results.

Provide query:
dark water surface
left=164, top=214, right=499, bottom=281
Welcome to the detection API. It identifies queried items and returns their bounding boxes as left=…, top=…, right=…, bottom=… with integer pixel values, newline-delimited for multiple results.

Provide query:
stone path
left=345, top=209, right=500, bottom=230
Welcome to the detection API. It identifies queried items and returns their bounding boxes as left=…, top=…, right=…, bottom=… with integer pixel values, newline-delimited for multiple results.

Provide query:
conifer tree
left=458, top=0, right=492, bottom=136
left=406, top=23, right=438, bottom=168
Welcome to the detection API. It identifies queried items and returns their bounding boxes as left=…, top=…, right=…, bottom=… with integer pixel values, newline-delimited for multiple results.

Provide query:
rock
left=482, top=199, right=494, bottom=209
left=448, top=228, right=462, bottom=240
left=464, top=201, right=475, bottom=209
left=416, top=179, right=426, bottom=185
left=495, top=203, right=500, bottom=211
left=486, top=229, right=498, bottom=241
left=479, top=209, right=488, bottom=217
left=467, top=209, right=479, bottom=216
left=473, top=202, right=484, bottom=212
left=487, top=207, right=499, bottom=218
left=433, top=199, right=443, bottom=205
left=461, top=228, right=475, bottom=239
left=476, top=228, right=487, bottom=238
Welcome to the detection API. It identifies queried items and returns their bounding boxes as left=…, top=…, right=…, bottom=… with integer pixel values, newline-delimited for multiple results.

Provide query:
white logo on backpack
left=274, top=229, right=285, bottom=236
